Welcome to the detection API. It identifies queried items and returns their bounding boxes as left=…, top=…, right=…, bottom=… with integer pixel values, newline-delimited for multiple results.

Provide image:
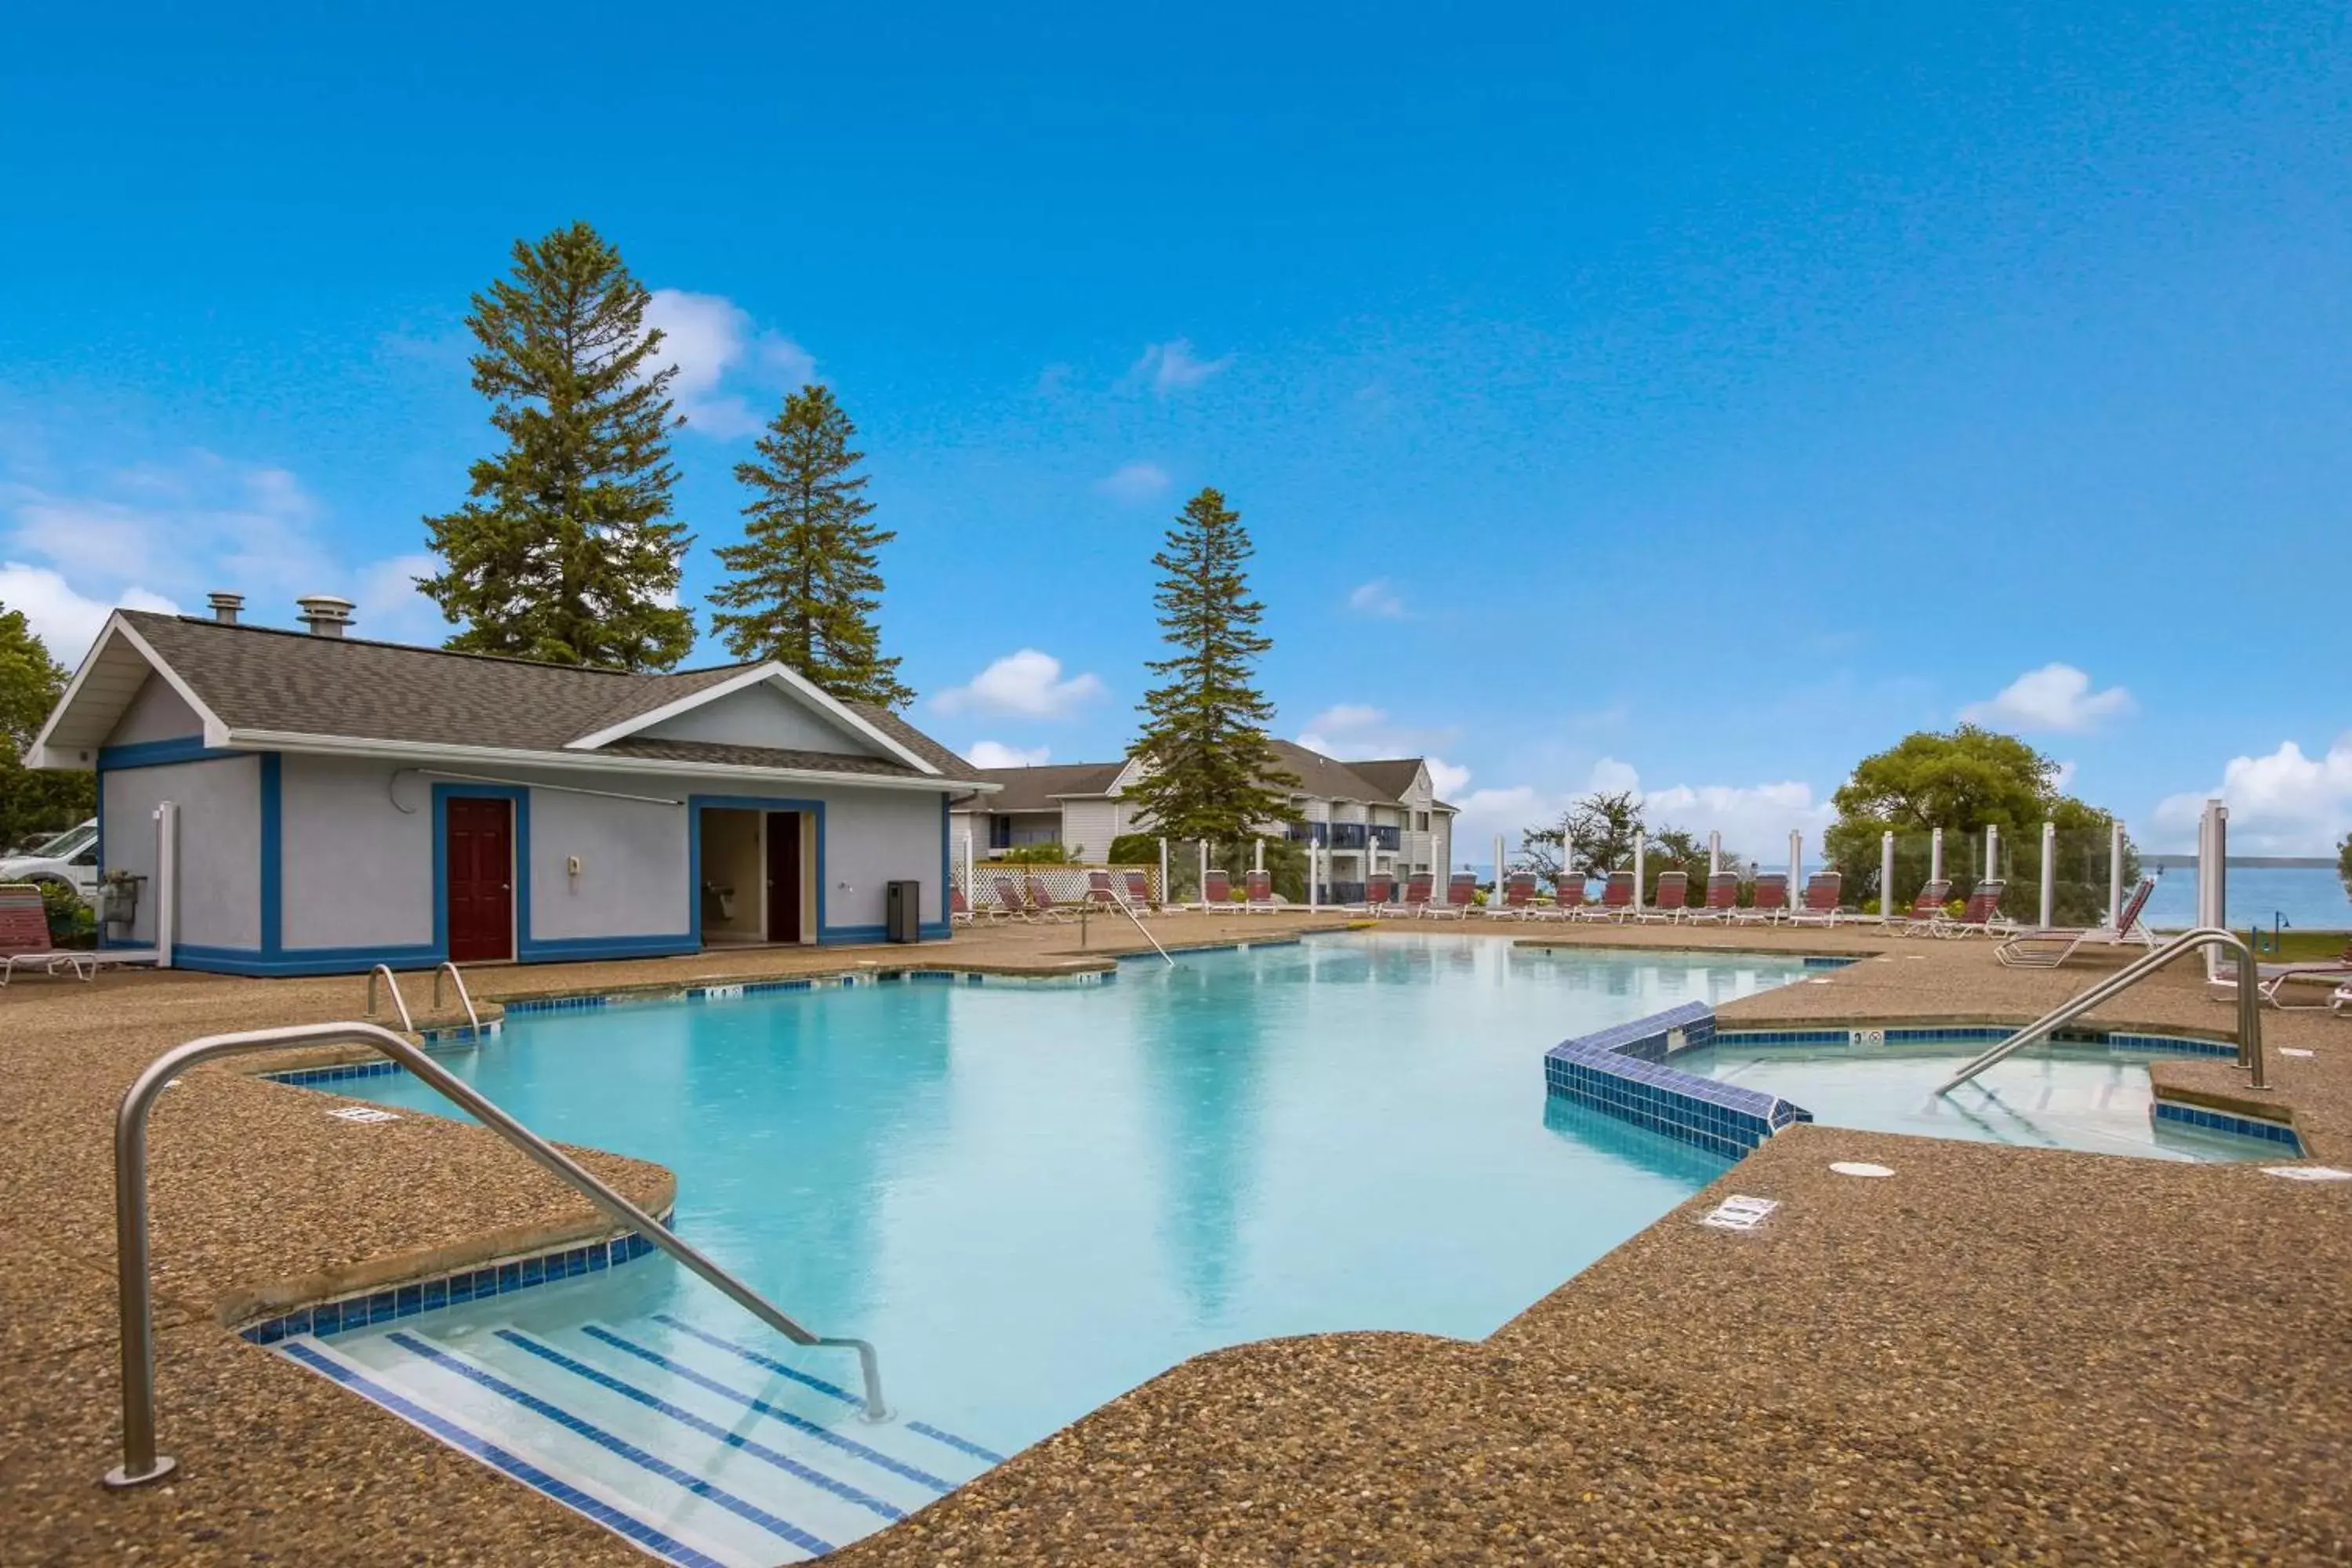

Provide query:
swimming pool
left=288, top=935, right=2271, bottom=1564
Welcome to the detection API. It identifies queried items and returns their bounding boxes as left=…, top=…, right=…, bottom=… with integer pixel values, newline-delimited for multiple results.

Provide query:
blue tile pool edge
left=237, top=1207, right=676, bottom=1346
left=1543, top=1001, right=1814, bottom=1162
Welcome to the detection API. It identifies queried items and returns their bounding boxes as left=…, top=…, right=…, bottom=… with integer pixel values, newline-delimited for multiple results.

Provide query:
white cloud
left=1426, top=757, right=1472, bottom=799
left=1446, top=757, right=1835, bottom=866
left=0, top=448, right=437, bottom=660
left=0, top=563, right=176, bottom=661
left=1295, top=702, right=1457, bottom=762
left=1346, top=579, right=1404, bottom=618
left=1959, top=663, right=2135, bottom=734
left=1127, top=339, right=1232, bottom=395
left=1098, top=461, right=1171, bottom=503
left=933, top=649, right=1107, bottom=720
left=966, top=740, right=1052, bottom=769
left=641, top=288, right=816, bottom=439
left=2151, top=735, right=2352, bottom=855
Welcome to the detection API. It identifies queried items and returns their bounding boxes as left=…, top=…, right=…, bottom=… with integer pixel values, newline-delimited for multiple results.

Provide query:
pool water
left=1679, top=1039, right=2267, bottom=1162
left=344, top=936, right=1806, bottom=1457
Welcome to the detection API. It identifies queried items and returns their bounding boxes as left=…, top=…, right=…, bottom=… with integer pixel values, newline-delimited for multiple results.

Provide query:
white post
left=1493, top=833, right=1505, bottom=909
left=1930, top=826, right=1944, bottom=885
left=1158, top=836, right=1170, bottom=906
left=2038, top=820, right=2057, bottom=928
left=962, top=830, right=976, bottom=909
left=1788, top=829, right=1801, bottom=902
left=1253, top=837, right=1264, bottom=874
left=1632, top=837, right=1646, bottom=913
left=1984, top=823, right=2000, bottom=885
left=2212, top=803, right=2229, bottom=931
left=1199, top=839, right=1210, bottom=909
left=1308, top=845, right=1319, bottom=912
left=2107, top=820, right=2125, bottom=927
left=1708, top=830, right=1722, bottom=877
left=151, top=801, right=177, bottom=969
left=1560, top=834, right=1574, bottom=893
left=1880, top=829, right=1896, bottom=923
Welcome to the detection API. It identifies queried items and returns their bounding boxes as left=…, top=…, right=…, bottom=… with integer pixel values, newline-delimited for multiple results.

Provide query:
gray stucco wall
left=103, top=756, right=260, bottom=948
left=271, top=754, right=946, bottom=955
left=640, top=684, right=884, bottom=758
left=104, top=675, right=205, bottom=747
left=281, top=756, right=434, bottom=949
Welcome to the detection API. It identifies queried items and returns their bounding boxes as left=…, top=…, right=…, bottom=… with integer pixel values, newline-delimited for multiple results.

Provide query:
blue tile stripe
left=240, top=1214, right=668, bottom=1345
left=583, top=1324, right=955, bottom=1494
left=386, top=1330, right=835, bottom=1557
left=647, top=1314, right=1003, bottom=1469
left=1713, top=1025, right=2241, bottom=1058
left=1543, top=1000, right=1812, bottom=1160
left=496, top=1330, right=904, bottom=1520
left=278, top=1339, right=733, bottom=1568
left=2151, top=1100, right=2303, bottom=1152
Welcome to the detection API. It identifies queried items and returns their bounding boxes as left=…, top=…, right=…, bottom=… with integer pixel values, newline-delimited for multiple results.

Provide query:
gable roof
left=955, top=761, right=1127, bottom=814
left=34, top=612, right=985, bottom=789
left=1342, top=757, right=1429, bottom=802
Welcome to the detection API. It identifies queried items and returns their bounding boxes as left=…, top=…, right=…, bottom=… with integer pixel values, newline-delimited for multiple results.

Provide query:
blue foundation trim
left=95, top=735, right=242, bottom=769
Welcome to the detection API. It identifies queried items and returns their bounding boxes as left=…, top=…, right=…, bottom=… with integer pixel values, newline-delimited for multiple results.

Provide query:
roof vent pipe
left=206, top=592, right=245, bottom=626
left=295, top=594, right=355, bottom=637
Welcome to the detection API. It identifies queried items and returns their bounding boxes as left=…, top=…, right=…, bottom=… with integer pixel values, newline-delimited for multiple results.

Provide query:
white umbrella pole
left=2038, top=820, right=2057, bottom=928
left=1632, top=837, right=1646, bottom=913
left=1880, top=830, right=1895, bottom=924
left=2107, top=820, right=2125, bottom=927
left=1788, top=829, right=1801, bottom=902
left=1708, top=829, right=1722, bottom=877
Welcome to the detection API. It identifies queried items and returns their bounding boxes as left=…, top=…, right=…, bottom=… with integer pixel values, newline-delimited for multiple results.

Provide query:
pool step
left=278, top=1316, right=1002, bottom=1566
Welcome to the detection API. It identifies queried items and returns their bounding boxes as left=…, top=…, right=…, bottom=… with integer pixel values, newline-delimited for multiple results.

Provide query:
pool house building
left=29, top=597, right=993, bottom=975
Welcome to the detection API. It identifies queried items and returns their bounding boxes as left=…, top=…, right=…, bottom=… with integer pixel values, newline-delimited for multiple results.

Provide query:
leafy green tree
left=1825, top=725, right=2132, bottom=925
left=0, top=605, right=91, bottom=851
left=709, top=386, right=911, bottom=706
left=421, top=222, right=695, bottom=670
left=1126, top=488, right=1298, bottom=840
left=2338, top=833, right=2351, bottom=902
left=1517, top=789, right=1646, bottom=882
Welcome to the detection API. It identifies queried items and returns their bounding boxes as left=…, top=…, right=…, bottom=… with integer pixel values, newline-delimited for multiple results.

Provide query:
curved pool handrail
left=102, top=1020, right=885, bottom=1491
left=1934, top=926, right=2264, bottom=1096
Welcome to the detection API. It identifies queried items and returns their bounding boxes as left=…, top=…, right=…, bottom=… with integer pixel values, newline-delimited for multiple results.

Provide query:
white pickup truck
left=0, top=818, right=100, bottom=904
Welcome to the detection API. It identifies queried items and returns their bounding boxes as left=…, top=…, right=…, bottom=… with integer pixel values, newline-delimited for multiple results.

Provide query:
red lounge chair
left=1578, top=870, right=1636, bottom=922
left=1683, top=872, right=1740, bottom=924
left=1243, top=869, right=1279, bottom=912
left=1429, top=872, right=1478, bottom=919
left=1935, top=880, right=2011, bottom=938
left=1995, top=878, right=2159, bottom=966
left=1027, top=875, right=1078, bottom=923
left=1787, top=871, right=1843, bottom=925
left=0, top=884, right=84, bottom=984
left=992, top=875, right=1037, bottom=922
left=1635, top=870, right=1690, bottom=924
left=1359, top=873, right=1396, bottom=915
left=1120, top=869, right=1162, bottom=913
left=1495, top=872, right=1539, bottom=919
left=1733, top=873, right=1789, bottom=924
left=1397, top=873, right=1435, bottom=916
left=949, top=886, right=978, bottom=925
left=1888, top=878, right=1953, bottom=937
left=1535, top=874, right=1588, bottom=921
left=1201, top=869, right=1233, bottom=909
left=1085, top=870, right=1120, bottom=909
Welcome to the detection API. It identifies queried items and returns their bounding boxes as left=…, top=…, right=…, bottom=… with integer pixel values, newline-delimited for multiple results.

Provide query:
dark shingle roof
left=1343, top=757, right=1430, bottom=804
left=120, top=612, right=980, bottom=783
left=960, top=761, right=1127, bottom=813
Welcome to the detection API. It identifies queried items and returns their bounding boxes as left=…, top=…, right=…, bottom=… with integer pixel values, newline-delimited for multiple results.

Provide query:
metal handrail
left=431, top=961, right=482, bottom=1035
left=102, top=1021, right=885, bottom=1490
left=364, top=964, right=414, bottom=1032
left=1109, top=888, right=1175, bottom=966
left=1935, top=926, right=2265, bottom=1096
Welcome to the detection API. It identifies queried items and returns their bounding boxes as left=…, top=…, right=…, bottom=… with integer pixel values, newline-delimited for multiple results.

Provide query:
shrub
left=996, top=843, right=1073, bottom=864
left=39, top=881, right=95, bottom=948
left=1107, top=833, right=1163, bottom=867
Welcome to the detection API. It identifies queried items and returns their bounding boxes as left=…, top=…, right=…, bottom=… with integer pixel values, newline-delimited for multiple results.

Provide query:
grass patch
left=2239, top=929, right=2352, bottom=963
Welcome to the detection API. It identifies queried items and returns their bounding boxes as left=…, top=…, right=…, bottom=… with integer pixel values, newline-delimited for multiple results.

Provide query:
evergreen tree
left=420, top=222, right=695, bottom=670
left=1126, top=488, right=1297, bottom=840
left=0, top=605, right=92, bottom=849
left=708, top=385, right=912, bottom=706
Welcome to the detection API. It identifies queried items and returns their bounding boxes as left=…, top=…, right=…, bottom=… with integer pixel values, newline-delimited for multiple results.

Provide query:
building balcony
left=1287, top=822, right=1330, bottom=845
left=1327, top=822, right=1368, bottom=849
left=1369, top=824, right=1401, bottom=850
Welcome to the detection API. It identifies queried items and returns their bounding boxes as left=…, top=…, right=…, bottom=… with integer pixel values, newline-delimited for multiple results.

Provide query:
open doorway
left=699, top=806, right=814, bottom=947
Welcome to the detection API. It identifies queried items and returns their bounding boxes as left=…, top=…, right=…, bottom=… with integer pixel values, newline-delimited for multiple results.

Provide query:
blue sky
left=4, top=2, right=2348, bottom=854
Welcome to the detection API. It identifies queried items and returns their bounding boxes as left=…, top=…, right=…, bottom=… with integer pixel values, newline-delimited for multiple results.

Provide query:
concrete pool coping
left=4, top=912, right=2347, bottom=1563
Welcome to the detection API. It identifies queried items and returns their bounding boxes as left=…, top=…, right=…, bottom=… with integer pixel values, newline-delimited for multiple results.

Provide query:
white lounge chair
left=1994, top=878, right=2156, bottom=967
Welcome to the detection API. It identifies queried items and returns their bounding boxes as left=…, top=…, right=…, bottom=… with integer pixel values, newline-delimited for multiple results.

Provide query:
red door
left=766, top=811, right=802, bottom=943
left=445, top=797, right=514, bottom=963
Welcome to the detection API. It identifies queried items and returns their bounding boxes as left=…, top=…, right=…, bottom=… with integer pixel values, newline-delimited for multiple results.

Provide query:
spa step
left=278, top=1317, right=1003, bottom=1566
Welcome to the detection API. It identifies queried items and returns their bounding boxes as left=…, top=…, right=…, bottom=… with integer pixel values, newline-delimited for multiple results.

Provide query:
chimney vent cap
left=294, top=594, right=356, bottom=637
left=205, top=591, right=245, bottom=625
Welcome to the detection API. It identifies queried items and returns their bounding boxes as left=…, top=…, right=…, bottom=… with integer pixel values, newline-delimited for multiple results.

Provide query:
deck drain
left=1699, top=1195, right=1779, bottom=1231
left=327, top=1105, right=401, bottom=1123
left=2261, top=1166, right=2351, bottom=1181
left=1830, top=1160, right=1895, bottom=1178
left=2279, top=1047, right=2315, bottom=1058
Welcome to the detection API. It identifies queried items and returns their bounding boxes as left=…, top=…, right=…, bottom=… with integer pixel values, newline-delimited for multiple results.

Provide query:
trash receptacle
left=885, top=879, right=921, bottom=942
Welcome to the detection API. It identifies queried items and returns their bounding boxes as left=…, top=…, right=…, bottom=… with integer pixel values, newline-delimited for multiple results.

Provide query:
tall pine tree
left=420, top=222, right=695, bottom=670
left=1126, top=488, right=1297, bottom=840
left=708, top=385, right=911, bottom=707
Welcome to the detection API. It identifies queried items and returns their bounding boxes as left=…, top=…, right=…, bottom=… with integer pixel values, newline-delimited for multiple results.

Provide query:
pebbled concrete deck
left=4, top=913, right=2347, bottom=1565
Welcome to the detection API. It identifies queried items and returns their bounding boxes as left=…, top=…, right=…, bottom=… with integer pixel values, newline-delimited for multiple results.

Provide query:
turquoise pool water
left=345, top=935, right=1806, bottom=1457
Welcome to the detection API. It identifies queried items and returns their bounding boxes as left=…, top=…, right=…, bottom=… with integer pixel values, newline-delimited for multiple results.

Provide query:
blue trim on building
left=95, top=735, right=242, bottom=769
left=258, top=753, right=282, bottom=953
left=687, top=793, right=829, bottom=945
